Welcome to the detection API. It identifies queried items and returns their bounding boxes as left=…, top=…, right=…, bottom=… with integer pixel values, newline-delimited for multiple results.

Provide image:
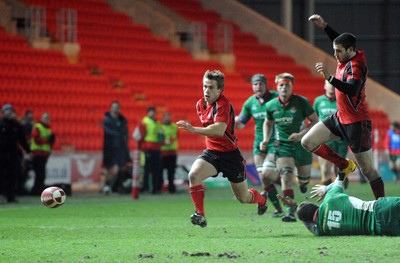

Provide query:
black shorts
left=323, top=113, right=372, bottom=153
left=198, top=148, right=247, bottom=183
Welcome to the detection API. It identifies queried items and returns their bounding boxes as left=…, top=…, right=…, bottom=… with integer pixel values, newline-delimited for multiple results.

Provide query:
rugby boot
left=338, top=159, right=357, bottom=184
left=190, top=212, right=207, bottom=228
left=258, top=191, right=268, bottom=215
left=282, top=212, right=297, bottom=222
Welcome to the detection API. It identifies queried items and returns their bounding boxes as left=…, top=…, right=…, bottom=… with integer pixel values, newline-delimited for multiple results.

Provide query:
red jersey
left=335, top=50, right=370, bottom=124
left=196, top=94, right=238, bottom=152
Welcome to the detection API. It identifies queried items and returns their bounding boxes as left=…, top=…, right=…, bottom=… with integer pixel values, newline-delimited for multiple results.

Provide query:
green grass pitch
left=1, top=182, right=400, bottom=262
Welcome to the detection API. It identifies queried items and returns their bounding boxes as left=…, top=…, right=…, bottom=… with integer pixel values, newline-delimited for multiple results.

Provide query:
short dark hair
left=334, top=32, right=357, bottom=50
left=147, top=106, right=156, bottom=113
left=204, top=70, right=225, bottom=90
left=296, top=201, right=319, bottom=222
left=251, top=74, right=267, bottom=84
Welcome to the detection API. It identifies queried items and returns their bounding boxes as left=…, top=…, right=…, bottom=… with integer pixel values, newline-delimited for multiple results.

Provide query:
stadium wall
left=42, top=151, right=395, bottom=194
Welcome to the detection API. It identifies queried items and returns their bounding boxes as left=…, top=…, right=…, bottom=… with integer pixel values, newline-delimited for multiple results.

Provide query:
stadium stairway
left=2, top=0, right=252, bottom=151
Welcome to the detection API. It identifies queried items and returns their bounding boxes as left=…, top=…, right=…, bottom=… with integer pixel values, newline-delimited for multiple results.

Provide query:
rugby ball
left=41, top=186, right=66, bottom=208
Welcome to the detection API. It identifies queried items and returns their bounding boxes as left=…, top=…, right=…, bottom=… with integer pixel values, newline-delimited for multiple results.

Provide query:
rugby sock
left=313, top=144, right=348, bottom=170
left=282, top=189, right=294, bottom=214
left=369, top=177, right=385, bottom=199
left=189, top=184, right=205, bottom=216
left=248, top=188, right=266, bottom=206
left=265, top=184, right=282, bottom=212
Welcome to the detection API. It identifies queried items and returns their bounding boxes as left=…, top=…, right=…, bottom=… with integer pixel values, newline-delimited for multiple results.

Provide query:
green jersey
left=314, top=185, right=400, bottom=236
left=239, top=91, right=279, bottom=154
left=316, top=186, right=376, bottom=236
left=313, top=95, right=337, bottom=121
left=265, top=95, right=314, bottom=143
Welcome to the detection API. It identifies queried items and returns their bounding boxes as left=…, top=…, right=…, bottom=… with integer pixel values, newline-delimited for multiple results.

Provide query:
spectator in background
left=136, top=106, right=163, bottom=194
left=18, top=109, right=35, bottom=195
left=21, top=109, right=34, bottom=142
left=384, top=121, right=400, bottom=182
left=0, top=104, right=31, bottom=203
left=313, top=81, right=349, bottom=186
left=102, top=101, right=132, bottom=194
left=161, top=112, right=179, bottom=194
left=30, top=112, right=55, bottom=195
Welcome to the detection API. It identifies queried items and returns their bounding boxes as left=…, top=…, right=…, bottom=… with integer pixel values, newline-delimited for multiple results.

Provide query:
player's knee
left=280, top=167, right=293, bottom=177
left=188, top=170, right=201, bottom=184
left=301, top=134, right=319, bottom=152
left=300, top=136, right=312, bottom=151
left=256, top=165, right=263, bottom=174
left=359, top=165, right=377, bottom=180
left=260, top=170, right=278, bottom=185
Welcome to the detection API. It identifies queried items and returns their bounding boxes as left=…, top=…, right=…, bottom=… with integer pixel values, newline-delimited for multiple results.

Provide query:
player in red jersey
left=301, top=14, right=385, bottom=199
left=176, top=70, right=268, bottom=227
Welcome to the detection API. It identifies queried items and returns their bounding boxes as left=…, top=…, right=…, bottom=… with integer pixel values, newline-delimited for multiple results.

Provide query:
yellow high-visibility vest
left=142, top=116, right=161, bottom=143
left=30, top=123, right=52, bottom=152
left=161, top=123, right=178, bottom=151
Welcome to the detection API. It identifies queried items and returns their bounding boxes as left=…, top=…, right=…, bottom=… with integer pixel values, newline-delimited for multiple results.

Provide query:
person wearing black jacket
left=0, top=104, right=31, bottom=203
left=102, top=101, right=132, bottom=194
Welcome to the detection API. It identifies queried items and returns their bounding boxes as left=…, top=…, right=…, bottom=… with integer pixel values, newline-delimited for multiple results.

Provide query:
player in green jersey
left=236, top=74, right=283, bottom=217
left=260, top=73, right=319, bottom=222
left=279, top=176, right=400, bottom=236
left=313, top=81, right=349, bottom=185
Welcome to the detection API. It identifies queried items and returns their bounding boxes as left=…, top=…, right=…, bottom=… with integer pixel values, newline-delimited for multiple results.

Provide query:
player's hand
left=235, top=116, right=245, bottom=129
left=310, top=184, right=327, bottom=202
left=308, top=14, right=327, bottom=29
left=288, top=133, right=301, bottom=142
left=277, top=194, right=297, bottom=210
left=315, top=62, right=329, bottom=80
left=259, top=140, right=268, bottom=151
left=176, top=120, right=195, bottom=133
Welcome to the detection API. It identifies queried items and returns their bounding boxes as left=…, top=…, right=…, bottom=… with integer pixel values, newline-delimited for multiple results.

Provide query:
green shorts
left=375, top=197, right=400, bottom=236
left=253, top=139, right=275, bottom=155
left=326, top=141, right=348, bottom=158
left=274, top=141, right=312, bottom=166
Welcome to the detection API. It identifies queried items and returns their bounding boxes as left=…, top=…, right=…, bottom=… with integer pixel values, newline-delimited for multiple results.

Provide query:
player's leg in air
left=302, top=122, right=356, bottom=181
left=188, top=153, right=268, bottom=228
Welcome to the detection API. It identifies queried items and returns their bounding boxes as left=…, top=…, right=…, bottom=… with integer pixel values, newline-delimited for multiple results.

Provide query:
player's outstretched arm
left=176, top=120, right=195, bottom=133
left=310, top=184, right=328, bottom=202
left=308, top=14, right=327, bottom=29
left=308, top=13, right=339, bottom=41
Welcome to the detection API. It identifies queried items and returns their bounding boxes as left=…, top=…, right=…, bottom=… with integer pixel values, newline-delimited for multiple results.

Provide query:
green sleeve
left=240, top=98, right=253, bottom=120
left=302, top=96, right=315, bottom=117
